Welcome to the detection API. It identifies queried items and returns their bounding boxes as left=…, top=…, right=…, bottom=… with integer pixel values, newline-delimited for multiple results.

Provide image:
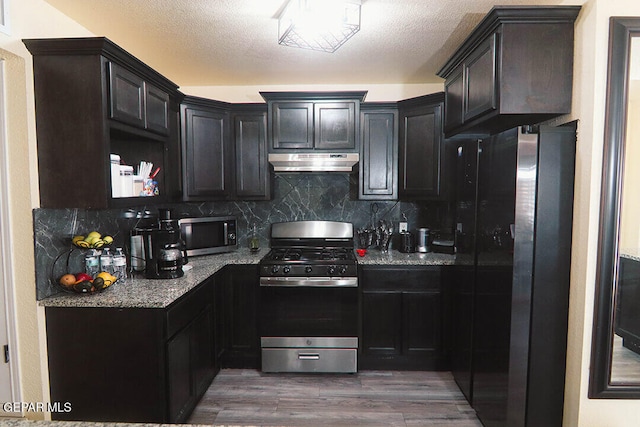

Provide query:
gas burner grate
left=320, top=248, right=351, bottom=261
left=271, top=248, right=302, bottom=261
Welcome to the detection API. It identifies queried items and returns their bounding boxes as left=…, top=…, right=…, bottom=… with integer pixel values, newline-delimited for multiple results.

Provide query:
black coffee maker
left=142, top=208, right=188, bottom=279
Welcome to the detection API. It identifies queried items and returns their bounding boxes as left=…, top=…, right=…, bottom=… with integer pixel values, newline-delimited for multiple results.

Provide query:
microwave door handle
left=223, top=222, right=229, bottom=245
left=183, top=224, right=192, bottom=246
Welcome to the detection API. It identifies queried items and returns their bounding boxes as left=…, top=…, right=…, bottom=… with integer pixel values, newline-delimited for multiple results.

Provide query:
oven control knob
left=339, top=266, right=348, bottom=275
left=283, top=266, right=291, bottom=274
left=327, top=265, right=336, bottom=275
left=271, top=265, right=279, bottom=274
left=305, top=266, right=313, bottom=274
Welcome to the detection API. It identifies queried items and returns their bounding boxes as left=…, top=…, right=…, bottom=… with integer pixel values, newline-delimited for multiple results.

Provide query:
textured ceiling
left=44, top=0, right=568, bottom=87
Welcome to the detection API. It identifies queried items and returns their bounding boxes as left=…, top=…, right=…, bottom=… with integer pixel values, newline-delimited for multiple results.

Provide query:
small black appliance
left=141, top=209, right=188, bottom=279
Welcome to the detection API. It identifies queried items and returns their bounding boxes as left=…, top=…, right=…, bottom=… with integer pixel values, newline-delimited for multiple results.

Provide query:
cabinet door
left=464, top=34, right=498, bottom=122
left=314, top=102, right=357, bottom=149
left=361, top=291, right=403, bottom=357
left=190, top=307, right=216, bottom=399
left=398, top=102, right=444, bottom=199
left=359, top=109, right=398, bottom=200
left=234, top=112, right=270, bottom=199
left=167, top=326, right=192, bottom=422
left=167, top=307, right=215, bottom=423
left=444, top=65, right=464, bottom=132
left=403, top=291, right=442, bottom=359
left=221, top=265, right=260, bottom=368
left=108, top=62, right=145, bottom=128
left=145, top=83, right=170, bottom=135
left=271, top=102, right=314, bottom=149
left=182, top=106, right=231, bottom=199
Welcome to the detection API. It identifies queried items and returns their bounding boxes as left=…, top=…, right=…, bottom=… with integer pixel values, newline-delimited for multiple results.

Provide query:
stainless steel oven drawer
left=261, top=348, right=357, bottom=373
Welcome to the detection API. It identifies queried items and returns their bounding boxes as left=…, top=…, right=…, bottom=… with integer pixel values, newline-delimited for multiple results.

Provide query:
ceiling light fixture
left=278, top=0, right=361, bottom=53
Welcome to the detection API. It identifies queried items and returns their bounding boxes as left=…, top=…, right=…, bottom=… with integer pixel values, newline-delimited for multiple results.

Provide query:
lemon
left=72, top=235, right=84, bottom=244
left=92, top=239, right=105, bottom=248
left=96, top=271, right=116, bottom=285
left=103, top=235, right=114, bottom=245
left=76, top=240, right=90, bottom=248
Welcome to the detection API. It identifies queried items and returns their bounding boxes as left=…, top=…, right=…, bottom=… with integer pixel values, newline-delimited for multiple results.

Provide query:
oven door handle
left=259, top=277, right=357, bottom=287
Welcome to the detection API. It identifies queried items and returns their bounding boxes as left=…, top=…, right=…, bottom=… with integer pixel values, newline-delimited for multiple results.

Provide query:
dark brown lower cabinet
left=359, top=265, right=449, bottom=370
left=218, top=264, right=260, bottom=368
left=46, top=279, right=216, bottom=423
left=167, top=306, right=215, bottom=422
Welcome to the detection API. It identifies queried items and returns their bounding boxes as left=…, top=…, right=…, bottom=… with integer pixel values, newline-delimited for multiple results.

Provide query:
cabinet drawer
left=360, top=266, right=441, bottom=291
left=166, top=282, right=211, bottom=338
left=261, top=348, right=357, bottom=373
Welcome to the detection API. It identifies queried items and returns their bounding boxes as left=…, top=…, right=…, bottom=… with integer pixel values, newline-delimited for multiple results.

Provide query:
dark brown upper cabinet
left=437, top=6, right=581, bottom=137
left=23, top=37, right=183, bottom=209
left=358, top=103, right=398, bottom=200
left=108, top=62, right=170, bottom=135
left=261, top=91, right=366, bottom=152
left=232, top=105, right=271, bottom=200
left=181, top=96, right=271, bottom=201
left=181, top=97, right=232, bottom=201
left=398, top=93, right=453, bottom=201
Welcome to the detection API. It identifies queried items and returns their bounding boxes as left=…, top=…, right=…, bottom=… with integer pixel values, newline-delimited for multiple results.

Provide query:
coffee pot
left=139, top=209, right=188, bottom=279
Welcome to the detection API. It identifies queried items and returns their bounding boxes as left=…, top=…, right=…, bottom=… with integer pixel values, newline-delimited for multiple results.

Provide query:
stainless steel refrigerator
left=452, top=122, right=576, bottom=427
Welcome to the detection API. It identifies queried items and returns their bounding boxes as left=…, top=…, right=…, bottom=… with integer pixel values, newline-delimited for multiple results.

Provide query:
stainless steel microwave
left=178, top=216, right=237, bottom=256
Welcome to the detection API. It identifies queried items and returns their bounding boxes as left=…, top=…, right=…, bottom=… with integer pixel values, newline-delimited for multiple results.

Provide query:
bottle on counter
left=112, top=247, right=127, bottom=283
left=84, top=249, right=100, bottom=278
left=99, top=247, right=114, bottom=275
left=250, top=223, right=260, bottom=253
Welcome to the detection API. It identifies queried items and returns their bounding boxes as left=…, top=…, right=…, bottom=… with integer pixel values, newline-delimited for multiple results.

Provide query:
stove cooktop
left=263, top=247, right=356, bottom=263
left=259, top=247, right=357, bottom=278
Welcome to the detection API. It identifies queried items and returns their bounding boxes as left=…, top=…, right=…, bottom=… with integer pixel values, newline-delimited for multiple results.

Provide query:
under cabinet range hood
left=268, top=153, right=359, bottom=172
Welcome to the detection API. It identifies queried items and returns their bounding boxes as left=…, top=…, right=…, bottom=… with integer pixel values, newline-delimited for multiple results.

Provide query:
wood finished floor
left=611, top=334, right=640, bottom=383
left=187, top=369, right=482, bottom=426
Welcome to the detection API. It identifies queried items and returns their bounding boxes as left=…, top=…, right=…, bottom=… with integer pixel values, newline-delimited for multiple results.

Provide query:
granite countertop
left=38, top=248, right=264, bottom=309
left=356, top=249, right=457, bottom=265
left=38, top=248, right=478, bottom=309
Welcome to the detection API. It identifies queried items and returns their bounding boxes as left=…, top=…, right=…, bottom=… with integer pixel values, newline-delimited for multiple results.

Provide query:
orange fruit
left=58, top=274, right=76, bottom=287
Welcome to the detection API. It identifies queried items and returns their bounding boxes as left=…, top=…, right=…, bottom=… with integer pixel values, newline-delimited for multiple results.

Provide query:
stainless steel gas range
left=258, top=220, right=358, bottom=373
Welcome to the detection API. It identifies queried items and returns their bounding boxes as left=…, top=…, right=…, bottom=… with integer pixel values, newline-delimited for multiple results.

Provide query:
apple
left=75, top=272, right=93, bottom=282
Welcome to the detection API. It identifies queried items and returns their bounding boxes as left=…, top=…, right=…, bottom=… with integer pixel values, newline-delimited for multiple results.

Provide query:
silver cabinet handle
left=298, top=353, right=320, bottom=360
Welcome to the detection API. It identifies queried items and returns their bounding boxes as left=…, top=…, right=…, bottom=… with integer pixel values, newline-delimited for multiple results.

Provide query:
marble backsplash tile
left=35, top=173, right=451, bottom=299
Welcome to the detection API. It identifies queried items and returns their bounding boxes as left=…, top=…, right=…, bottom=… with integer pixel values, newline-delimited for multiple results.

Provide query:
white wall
left=619, top=80, right=640, bottom=250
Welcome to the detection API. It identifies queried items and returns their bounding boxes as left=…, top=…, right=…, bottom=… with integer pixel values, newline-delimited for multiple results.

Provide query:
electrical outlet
left=399, top=221, right=408, bottom=233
